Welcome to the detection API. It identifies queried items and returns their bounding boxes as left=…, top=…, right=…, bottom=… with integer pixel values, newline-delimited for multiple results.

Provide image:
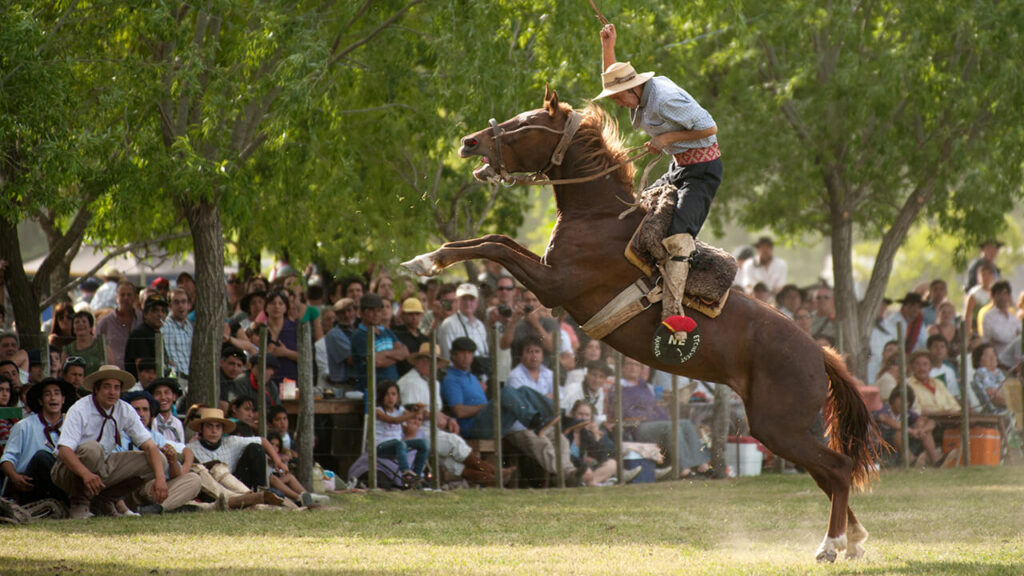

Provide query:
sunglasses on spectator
left=64, top=356, right=87, bottom=368
left=816, top=295, right=832, bottom=300
left=497, top=286, right=515, bottom=291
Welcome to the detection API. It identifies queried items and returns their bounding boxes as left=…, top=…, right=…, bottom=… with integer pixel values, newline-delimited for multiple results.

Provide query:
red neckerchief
left=91, top=396, right=121, bottom=446
left=39, top=412, right=63, bottom=449
left=905, top=314, right=923, bottom=354
left=248, top=373, right=275, bottom=405
left=916, top=376, right=936, bottom=394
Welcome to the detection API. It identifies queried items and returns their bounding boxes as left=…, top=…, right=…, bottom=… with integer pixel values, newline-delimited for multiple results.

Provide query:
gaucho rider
left=594, top=23, right=722, bottom=348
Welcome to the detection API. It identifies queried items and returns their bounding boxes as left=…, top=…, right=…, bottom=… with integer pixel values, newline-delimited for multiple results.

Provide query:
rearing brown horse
left=402, top=89, right=878, bottom=563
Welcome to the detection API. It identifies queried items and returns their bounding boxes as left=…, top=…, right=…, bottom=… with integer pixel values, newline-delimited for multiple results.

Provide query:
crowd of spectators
left=1, top=235, right=1022, bottom=519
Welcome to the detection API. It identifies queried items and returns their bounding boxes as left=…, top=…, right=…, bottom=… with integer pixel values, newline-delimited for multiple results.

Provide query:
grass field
left=3, top=466, right=1023, bottom=575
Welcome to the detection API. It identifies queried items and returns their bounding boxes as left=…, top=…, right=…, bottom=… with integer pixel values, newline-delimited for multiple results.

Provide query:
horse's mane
left=565, top=102, right=635, bottom=192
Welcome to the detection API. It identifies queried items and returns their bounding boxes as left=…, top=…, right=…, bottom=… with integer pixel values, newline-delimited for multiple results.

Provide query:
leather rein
left=486, top=110, right=647, bottom=188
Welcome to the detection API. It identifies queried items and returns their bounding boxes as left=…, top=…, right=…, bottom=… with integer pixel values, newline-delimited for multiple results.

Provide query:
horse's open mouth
left=472, top=156, right=497, bottom=181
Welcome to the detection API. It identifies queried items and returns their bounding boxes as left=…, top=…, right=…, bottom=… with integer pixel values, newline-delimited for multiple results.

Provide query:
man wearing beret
left=124, top=294, right=169, bottom=379
left=218, top=345, right=250, bottom=412
left=51, top=365, right=167, bottom=519
left=1, top=377, right=74, bottom=504
left=147, top=378, right=185, bottom=444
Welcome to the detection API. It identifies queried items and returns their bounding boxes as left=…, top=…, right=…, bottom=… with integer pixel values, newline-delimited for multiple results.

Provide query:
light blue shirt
left=1, top=414, right=61, bottom=474
left=507, top=363, right=553, bottom=397
left=631, top=76, right=717, bottom=153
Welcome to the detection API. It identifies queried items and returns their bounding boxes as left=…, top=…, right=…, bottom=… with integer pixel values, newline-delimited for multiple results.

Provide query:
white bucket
left=725, top=440, right=763, bottom=477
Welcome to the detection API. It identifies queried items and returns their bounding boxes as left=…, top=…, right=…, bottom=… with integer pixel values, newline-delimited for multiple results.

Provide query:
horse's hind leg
left=846, top=508, right=869, bottom=560
left=751, top=417, right=855, bottom=563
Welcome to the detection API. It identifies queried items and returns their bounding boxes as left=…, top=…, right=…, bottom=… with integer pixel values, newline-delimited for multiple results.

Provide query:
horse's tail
left=822, top=348, right=882, bottom=491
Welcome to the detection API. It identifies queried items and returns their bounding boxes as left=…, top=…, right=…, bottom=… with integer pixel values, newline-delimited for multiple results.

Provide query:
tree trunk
left=0, top=217, right=42, bottom=343
left=830, top=205, right=863, bottom=375
left=184, top=199, right=227, bottom=407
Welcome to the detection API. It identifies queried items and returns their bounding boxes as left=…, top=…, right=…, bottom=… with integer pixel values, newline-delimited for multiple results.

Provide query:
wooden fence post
left=897, top=323, right=909, bottom=469
left=296, top=322, right=315, bottom=490
left=367, top=326, right=377, bottom=490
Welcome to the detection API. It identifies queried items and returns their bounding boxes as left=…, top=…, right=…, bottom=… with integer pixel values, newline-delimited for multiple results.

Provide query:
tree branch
left=39, top=231, right=191, bottom=310
left=327, top=0, right=423, bottom=69
left=32, top=196, right=97, bottom=296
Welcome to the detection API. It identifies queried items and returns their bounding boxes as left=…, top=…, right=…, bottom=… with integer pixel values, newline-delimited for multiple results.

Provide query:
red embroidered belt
left=673, top=142, right=721, bottom=166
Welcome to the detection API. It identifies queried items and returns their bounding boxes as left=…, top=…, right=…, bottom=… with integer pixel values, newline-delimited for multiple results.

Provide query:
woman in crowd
left=47, top=302, right=76, bottom=349
left=971, top=343, right=1008, bottom=413
left=282, top=274, right=323, bottom=342
left=62, top=310, right=113, bottom=376
left=264, top=289, right=299, bottom=383
left=565, top=400, right=636, bottom=486
left=926, top=301, right=962, bottom=365
left=0, top=375, right=18, bottom=451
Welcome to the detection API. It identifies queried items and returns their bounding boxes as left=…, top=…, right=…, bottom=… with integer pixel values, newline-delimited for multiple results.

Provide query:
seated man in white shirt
left=507, top=338, right=554, bottom=400
left=121, top=390, right=201, bottom=514
left=1, top=378, right=74, bottom=504
left=50, top=365, right=168, bottom=519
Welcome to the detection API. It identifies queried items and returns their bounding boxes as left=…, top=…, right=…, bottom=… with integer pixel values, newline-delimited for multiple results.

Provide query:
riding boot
left=660, top=233, right=698, bottom=342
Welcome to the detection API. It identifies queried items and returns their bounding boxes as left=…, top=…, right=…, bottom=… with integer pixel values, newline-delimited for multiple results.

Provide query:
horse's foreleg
left=402, top=241, right=555, bottom=294
left=402, top=236, right=541, bottom=278
left=441, top=234, right=541, bottom=262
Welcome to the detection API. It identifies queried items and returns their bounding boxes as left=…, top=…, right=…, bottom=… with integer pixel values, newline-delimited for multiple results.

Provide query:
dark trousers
left=233, top=444, right=268, bottom=490
left=3, top=450, right=68, bottom=505
left=653, top=157, right=723, bottom=237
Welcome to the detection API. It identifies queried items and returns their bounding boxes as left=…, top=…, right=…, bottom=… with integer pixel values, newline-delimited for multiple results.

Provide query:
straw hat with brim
left=26, top=378, right=76, bottom=414
left=411, top=342, right=448, bottom=367
left=594, top=62, right=655, bottom=100
left=82, top=365, right=136, bottom=393
left=188, top=407, right=236, bottom=434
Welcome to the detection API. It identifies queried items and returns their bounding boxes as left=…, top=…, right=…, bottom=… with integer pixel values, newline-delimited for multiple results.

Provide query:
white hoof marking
left=815, top=534, right=847, bottom=564
left=401, top=253, right=442, bottom=277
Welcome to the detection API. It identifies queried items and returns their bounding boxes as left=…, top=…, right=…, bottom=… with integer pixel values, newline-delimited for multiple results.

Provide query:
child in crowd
left=874, top=386, right=946, bottom=467
left=266, top=430, right=321, bottom=507
left=565, top=400, right=639, bottom=486
left=374, top=380, right=429, bottom=487
left=268, top=405, right=297, bottom=464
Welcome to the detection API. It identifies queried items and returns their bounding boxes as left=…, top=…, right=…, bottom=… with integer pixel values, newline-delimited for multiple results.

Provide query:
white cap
left=455, top=283, right=479, bottom=299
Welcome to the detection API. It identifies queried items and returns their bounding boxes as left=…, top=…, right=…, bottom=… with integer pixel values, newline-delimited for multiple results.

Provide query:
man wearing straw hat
left=185, top=406, right=289, bottom=491
left=51, top=365, right=167, bottom=519
left=596, top=23, right=721, bottom=353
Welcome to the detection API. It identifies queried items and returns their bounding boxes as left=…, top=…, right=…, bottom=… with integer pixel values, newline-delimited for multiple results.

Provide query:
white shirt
left=741, top=256, right=788, bottom=293
left=59, top=396, right=153, bottom=457
left=981, top=306, right=1021, bottom=355
left=375, top=406, right=405, bottom=445
left=437, top=312, right=489, bottom=360
left=186, top=434, right=262, bottom=470
left=398, top=368, right=442, bottom=409
left=506, top=363, right=553, bottom=397
left=151, top=413, right=185, bottom=445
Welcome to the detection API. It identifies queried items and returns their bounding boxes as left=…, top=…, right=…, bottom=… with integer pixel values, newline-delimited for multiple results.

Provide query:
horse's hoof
left=816, top=549, right=838, bottom=564
left=401, top=253, right=441, bottom=277
left=815, top=534, right=846, bottom=564
left=845, top=542, right=866, bottom=560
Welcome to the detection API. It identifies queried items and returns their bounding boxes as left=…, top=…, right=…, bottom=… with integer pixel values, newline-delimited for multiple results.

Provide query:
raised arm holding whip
left=594, top=22, right=722, bottom=359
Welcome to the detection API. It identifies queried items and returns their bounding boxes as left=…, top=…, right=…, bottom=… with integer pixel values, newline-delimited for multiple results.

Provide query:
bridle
left=485, top=110, right=585, bottom=186
left=481, top=108, right=650, bottom=189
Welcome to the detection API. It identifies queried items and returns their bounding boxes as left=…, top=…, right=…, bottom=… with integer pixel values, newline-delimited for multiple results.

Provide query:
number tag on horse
left=652, top=317, right=701, bottom=364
